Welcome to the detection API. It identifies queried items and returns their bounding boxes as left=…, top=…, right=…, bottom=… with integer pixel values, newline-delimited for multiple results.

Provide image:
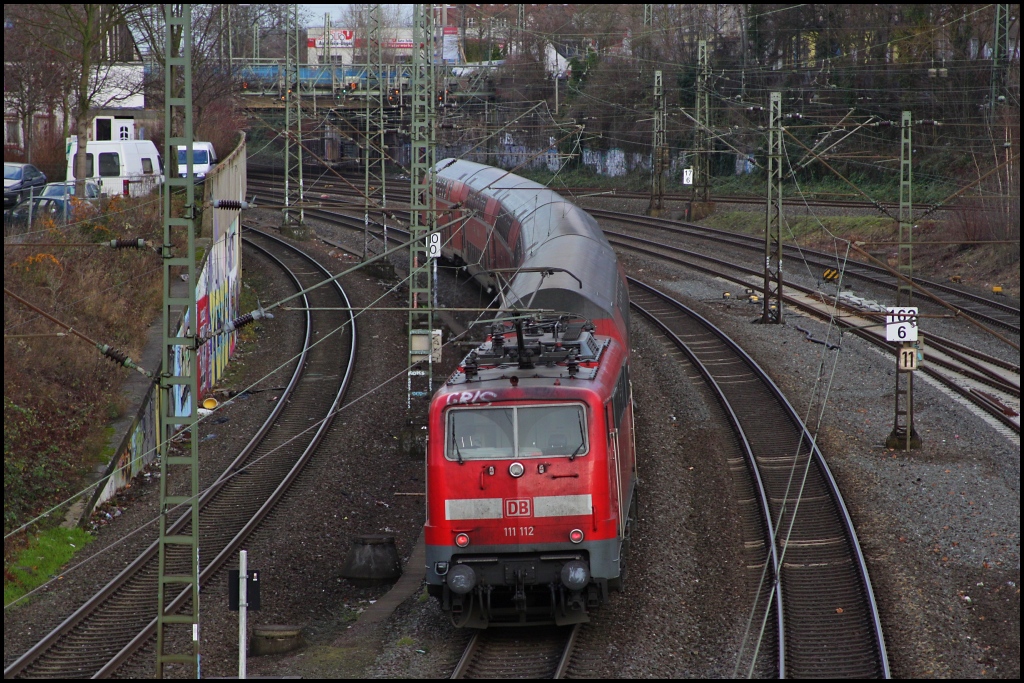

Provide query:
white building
left=306, top=26, right=462, bottom=65
left=306, top=27, right=415, bottom=65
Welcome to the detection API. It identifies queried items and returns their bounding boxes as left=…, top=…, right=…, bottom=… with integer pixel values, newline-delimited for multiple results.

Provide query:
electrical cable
left=4, top=287, right=154, bottom=376
left=3, top=221, right=500, bottom=607
left=734, top=242, right=854, bottom=677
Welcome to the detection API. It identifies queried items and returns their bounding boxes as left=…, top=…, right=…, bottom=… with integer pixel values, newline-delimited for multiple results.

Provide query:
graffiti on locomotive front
left=443, top=389, right=498, bottom=406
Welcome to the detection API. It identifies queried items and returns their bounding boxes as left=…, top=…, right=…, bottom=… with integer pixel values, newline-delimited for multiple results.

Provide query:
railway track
left=629, top=278, right=889, bottom=678
left=247, top=168, right=980, bottom=214
left=451, top=624, right=580, bottom=679
left=247, top=172, right=1019, bottom=335
left=4, top=230, right=357, bottom=679
left=247, top=173, right=1020, bottom=432
left=590, top=209, right=1020, bottom=335
left=606, top=232, right=1020, bottom=435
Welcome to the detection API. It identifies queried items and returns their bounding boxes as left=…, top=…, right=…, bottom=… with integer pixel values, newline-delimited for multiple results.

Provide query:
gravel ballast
left=5, top=204, right=1017, bottom=679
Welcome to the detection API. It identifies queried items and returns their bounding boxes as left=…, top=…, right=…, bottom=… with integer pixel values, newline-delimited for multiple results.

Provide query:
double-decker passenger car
left=424, top=159, right=636, bottom=627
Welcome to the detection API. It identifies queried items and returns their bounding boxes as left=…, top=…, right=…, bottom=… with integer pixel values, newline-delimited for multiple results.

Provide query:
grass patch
left=703, top=175, right=954, bottom=205
left=522, top=164, right=956, bottom=206
left=396, top=636, right=415, bottom=647
left=4, top=527, right=94, bottom=607
left=4, top=194, right=164, bottom=539
left=86, top=425, right=118, bottom=467
left=336, top=605, right=361, bottom=625
left=701, top=211, right=894, bottom=245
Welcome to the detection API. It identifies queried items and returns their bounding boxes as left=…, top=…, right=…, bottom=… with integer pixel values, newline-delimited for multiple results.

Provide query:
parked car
left=4, top=163, right=48, bottom=208
left=4, top=195, right=97, bottom=227
left=66, top=137, right=164, bottom=198
left=40, top=180, right=101, bottom=201
left=176, top=141, right=218, bottom=179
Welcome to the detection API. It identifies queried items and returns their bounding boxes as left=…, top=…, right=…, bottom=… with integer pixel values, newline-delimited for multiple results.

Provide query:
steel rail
left=3, top=237, right=314, bottom=679
left=246, top=178, right=1019, bottom=432
left=5, top=231, right=357, bottom=679
left=449, top=631, right=481, bottom=680
left=629, top=278, right=889, bottom=678
left=247, top=168, right=986, bottom=214
left=629, top=289, right=785, bottom=677
left=248, top=175, right=1019, bottom=333
left=450, top=625, right=580, bottom=679
left=96, top=229, right=360, bottom=677
left=606, top=233, right=1021, bottom=434
left=246, top=179, right=1020, bottom=431
left=590, top=208, right=1020, bottom=331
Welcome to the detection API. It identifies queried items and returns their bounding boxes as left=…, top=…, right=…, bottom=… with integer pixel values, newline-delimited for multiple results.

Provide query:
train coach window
left=446, top=404, right=587, bottom=461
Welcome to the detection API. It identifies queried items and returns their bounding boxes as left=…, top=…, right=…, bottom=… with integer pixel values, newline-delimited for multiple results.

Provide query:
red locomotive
left=424, top=159, right=637, bottom=627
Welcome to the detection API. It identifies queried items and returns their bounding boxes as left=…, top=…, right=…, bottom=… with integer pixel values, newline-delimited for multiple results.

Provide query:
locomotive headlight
left=560, top=560, right=590, bottom=591
left=455, top=533, right=471, bottom=548
left=569, top=529, right=585, bottom=544
left=509, top=462, right=525, bottom=478
left=447, top=564, right=477, bottom=595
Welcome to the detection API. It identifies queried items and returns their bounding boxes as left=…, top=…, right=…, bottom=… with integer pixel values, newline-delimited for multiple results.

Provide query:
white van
left=176, top=142, right=218, bottom=179
left=66, top=137, right=164, bottom=198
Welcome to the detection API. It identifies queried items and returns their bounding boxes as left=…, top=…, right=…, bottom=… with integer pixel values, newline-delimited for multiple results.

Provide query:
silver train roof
left=436, top=158, right=622, bottom=324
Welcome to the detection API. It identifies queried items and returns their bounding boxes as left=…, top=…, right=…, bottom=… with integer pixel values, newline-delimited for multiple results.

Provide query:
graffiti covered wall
left=84, top=134, right=246, bottom=521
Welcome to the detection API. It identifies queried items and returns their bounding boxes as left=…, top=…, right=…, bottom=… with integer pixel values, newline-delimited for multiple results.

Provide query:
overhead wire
left=734, top=133, right=863, bottom=675
left=6, top=0, right=1015, bottom=622
left=2, top=215, right=512, bottom=608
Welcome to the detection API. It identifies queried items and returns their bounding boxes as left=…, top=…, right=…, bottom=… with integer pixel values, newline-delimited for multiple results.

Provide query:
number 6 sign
left=886, top=307, right=918, bottom=342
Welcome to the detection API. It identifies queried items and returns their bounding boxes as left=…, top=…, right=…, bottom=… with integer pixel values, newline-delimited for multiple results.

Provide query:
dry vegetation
left=4, top=198, right=164, bottom=541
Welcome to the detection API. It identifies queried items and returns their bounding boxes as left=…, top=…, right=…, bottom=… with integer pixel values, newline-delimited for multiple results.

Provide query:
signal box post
left=886, top=305, right=922, bottom=451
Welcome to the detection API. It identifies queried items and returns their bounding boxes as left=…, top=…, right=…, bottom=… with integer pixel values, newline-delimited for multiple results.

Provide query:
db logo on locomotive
left=504, top=499, right=532, bottom=517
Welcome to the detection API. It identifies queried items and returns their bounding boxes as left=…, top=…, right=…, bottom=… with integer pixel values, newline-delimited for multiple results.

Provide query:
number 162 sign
left=886, top=307, right=918, bottom=341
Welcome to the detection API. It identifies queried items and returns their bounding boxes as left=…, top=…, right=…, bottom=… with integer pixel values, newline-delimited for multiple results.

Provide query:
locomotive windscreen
left=448, top=404, right=588, bottom=461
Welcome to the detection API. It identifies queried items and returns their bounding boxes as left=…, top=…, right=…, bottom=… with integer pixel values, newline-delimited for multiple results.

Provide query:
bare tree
left=123, top=4, right=296, bottom=162
left=7, top=5, right=143, bottom=197
left=337, top=4, right=405, bottom=64
left=126, top=5, right=228, bottom=146
left=3, top=10, right=72, bottom=163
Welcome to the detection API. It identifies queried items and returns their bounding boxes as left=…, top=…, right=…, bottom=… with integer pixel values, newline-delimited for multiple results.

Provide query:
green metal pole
left=647, top=70, right=665, bottom=216
left=989, top=4, right=1010, bottom=129
left=694, top=39, right=710, bottom=204
left=156, top=4, right=200, bottom=677
left=283, top=3, right=306, bottom=237
left=364, top=4, right=388, bottom=262
left=408, top=4, right=436, bottom=416
left=887, top=111, right=920, bottom=450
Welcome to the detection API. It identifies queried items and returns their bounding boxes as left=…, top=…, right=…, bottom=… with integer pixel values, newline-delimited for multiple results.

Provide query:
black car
left=40, top=180, right=101, bottom=201
left=4, top=163, right=48, bottom=208
left=4, top=196, right=96, bottom=227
